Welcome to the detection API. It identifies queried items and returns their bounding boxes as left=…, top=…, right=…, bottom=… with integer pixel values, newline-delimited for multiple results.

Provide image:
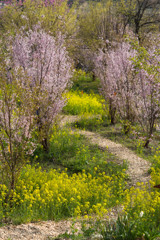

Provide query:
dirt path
left=0, top=220, right=75, bottom=240
left=75, top=129, right=150, bottom=186
left=0, top=209, right=122, bottom=240
left=0, top=115, right=151, bottom=240
left=60, top=115, right=151, bottom=186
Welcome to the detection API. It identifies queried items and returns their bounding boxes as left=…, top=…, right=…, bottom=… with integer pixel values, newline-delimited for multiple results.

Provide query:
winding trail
left=74, top=129, right=150, bottom=186
left=61, top=115, right=151, bottom=186
left=0, top=115, right=151, bottom=240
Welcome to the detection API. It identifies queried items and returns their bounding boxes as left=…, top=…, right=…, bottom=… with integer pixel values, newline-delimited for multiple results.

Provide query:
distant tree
left=12, top=25, right=72, bottom=152
left=72, top=0, right=123, bottom=73
left=95, top=42, right=137, bottom=127
left=0, top=0, right=77, bottom=39
left=117, top=0, right=160, bottom=40
left=131, top=42, right=160, bottom=147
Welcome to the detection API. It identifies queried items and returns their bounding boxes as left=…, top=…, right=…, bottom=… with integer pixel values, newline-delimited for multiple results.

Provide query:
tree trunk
left=110, top=111, right=116, bottom=125
left=123, top=123, right=130, bottom=134
left=144, top=139, right=150, bottom=148
left=42, top=137, right=49, bottom=153
left=109, top=99, right=116, bottom=125
left=92, top=72, right=96, bottom=81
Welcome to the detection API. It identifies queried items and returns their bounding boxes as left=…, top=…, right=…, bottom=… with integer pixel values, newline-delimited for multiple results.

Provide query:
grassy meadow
left=0, top=70, right=160, bottom=239
left=1, top=0, right=160, bottom=239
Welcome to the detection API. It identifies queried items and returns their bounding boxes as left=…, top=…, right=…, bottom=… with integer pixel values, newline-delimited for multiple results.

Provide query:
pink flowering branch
left=95, top=42, right=137, bottom=127
left=12, top=25, right=72, bottom=151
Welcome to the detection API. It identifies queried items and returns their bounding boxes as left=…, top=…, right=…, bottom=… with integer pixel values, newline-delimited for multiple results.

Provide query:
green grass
left=72, top=115, right=160, bottom=169
left=67, top=72, right=160, bottom=166
left=53, top=215, right=160, bottom=240
left=0, top=123, right=128, bottom=224
left=72, top=115, right=110, bottom=131
left=0, top=119, right=128, bottom=225
left=71, top=69, right=100, bottom=94
left=69, top=69, right=160, bottom=165
left=33, top=126, right=127, bottom=177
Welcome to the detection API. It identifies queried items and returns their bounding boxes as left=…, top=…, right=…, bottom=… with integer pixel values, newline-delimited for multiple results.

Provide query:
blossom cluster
left=13, top=25, right=72, bottom=132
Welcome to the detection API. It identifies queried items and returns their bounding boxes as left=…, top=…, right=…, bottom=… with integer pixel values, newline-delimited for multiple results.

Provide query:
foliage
left=117, top=0, right=160, bottom=40
left=72, top=0, right=123, bottom=73
left=56, top=218, right=102, bottom=240
left=0, top=22, right=72, bottom=199
left=76, top=1, right=122, bottom=50
left=73, top=115, right=104, bottom=131
left=56, top=215, right=160, bottom=240
left=96, top=40, right=160, bottom=146
left=101, top=216, right=147, bottom=240
left=130, top=41, right=160, bottom=147
left=0, top=0, right=76, bottom=38
left=63, top=90, right=105, bottom=115
left=0, top=164, right=126, bottom=224
left=122, top=164, right=160, bottom=239
left=1, top=0, right=160, bottom=233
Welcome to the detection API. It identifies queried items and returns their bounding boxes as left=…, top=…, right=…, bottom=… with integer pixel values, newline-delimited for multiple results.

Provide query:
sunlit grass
left=33, top=126, right=126, bottom=176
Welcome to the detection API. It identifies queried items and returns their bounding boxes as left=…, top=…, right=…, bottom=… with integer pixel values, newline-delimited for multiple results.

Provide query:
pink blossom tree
left=12, top=26, right=72, bottom=151
left=0, top=49, right=36, bottom=196
left=95, top=42, right=137, bottom=128
left=95, top=40, right=160, bottom=147
left=131, top=43, right=160, bottom=147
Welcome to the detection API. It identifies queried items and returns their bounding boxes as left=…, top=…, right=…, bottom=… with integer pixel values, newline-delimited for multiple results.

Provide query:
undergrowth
left=2, top=81, right=160, bottom=239
left=33, top=126, right=127, bottom=176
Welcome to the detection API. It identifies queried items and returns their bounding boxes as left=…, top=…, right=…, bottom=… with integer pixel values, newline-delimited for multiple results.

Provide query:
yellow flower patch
left=63, top=91, right=105, bottom=115
left=0, top=165, right=126, bottom=222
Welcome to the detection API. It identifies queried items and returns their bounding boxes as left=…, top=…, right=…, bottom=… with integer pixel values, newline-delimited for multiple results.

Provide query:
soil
left=0, top=115, right=151, bottom=240
left=0, top=220, right=72, bottom=240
